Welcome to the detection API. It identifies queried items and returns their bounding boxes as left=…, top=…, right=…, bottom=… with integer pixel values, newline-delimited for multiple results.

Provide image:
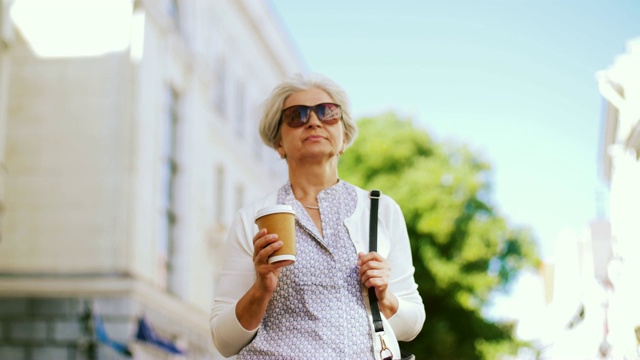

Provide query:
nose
left=306, top=110, right=322, bottom=127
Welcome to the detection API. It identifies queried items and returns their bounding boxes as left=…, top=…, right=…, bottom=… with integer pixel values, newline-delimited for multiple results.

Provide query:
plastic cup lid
left=254, top=204, right=295, bottom=222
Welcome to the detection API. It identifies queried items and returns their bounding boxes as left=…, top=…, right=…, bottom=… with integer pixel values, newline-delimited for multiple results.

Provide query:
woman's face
left=277, top=88, right=346, bottom=162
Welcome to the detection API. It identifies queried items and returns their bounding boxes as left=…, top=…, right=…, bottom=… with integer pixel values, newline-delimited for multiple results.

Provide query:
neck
left=287, top=157, right=339, bottom=205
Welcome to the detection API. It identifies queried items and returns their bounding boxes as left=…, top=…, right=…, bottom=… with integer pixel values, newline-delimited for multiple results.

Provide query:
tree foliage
left=338, top=113, right=540, bottom=359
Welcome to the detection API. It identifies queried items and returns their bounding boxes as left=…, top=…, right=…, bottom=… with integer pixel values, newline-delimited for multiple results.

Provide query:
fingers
left=251, top=229, right=292, bottom=295
left=360, top=270, right=388, bottom=288
left=357, top=251, right=386, bottom=271
left=253, top=228, right=282, bottom=263
left=357, top=251, right=384, bottom=265
left=357, top=251, right=391, bottom=289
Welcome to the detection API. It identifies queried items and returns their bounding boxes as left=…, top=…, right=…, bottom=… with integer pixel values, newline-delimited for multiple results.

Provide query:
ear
left=276, top=140, right=285, bottom=159
left=342, top=127, right=350, bottom=149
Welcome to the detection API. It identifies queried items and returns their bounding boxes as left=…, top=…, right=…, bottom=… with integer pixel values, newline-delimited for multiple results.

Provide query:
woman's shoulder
left=235, top=191, right=280, bottom=219
left=342, top=181, right=402, bottom=213
left=341, top=180, right=371, bottom=197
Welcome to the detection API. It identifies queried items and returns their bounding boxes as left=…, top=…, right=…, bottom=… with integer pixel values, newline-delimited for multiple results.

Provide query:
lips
left=304, top=135, right=325, bottom=141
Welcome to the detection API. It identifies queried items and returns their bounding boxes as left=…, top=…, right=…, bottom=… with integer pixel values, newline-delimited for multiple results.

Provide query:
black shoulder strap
left=368, top=190, right=384, bottom=333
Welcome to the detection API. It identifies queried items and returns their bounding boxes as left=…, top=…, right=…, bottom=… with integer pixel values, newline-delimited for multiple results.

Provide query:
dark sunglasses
left=280, top=103, right=342, bottom=128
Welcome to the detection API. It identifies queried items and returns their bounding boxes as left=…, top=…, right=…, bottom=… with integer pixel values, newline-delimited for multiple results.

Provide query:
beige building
left=598, top=37, right=640, bottom=359
left=0, top=0, right=303, bottom=359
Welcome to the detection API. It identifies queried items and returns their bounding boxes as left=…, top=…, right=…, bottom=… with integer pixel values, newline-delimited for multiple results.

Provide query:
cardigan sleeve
left=383, top=197, right=426, bottom=341
left=209, top=210, right=259, bottom=357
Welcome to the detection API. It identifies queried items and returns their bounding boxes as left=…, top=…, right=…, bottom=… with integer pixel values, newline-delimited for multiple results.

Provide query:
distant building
left=597, top=37, right=640, bottom=359
left=506, top=37, right=640, bottom=360
left=0, top=0, right=303, bottom=359
left=513, top=224, right=611, bottom=359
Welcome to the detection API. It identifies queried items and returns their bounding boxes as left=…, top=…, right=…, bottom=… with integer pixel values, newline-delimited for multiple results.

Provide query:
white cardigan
left=210, top=186, right=425, bottom=358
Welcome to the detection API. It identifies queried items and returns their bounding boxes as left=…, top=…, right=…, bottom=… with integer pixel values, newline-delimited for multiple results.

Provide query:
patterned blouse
left=238, top=180, right=375, bottom=359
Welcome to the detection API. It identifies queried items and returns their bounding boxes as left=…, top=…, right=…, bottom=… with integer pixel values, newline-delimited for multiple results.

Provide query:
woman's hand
left=358, top=252, right=399, bottom=318
left=252, top=228, right=294, bottom=294
left=236, top=229, right=294, bottom=331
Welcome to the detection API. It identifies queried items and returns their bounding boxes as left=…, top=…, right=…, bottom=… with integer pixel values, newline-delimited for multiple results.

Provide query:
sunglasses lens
left=282, top=106, right=309, bottom=128
left=316, top=103, right=341, bottom=124
left=281, top=103, right=341, bottom=128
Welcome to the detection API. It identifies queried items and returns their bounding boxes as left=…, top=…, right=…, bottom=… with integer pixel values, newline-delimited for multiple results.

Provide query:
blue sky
left=270, top=0, right=640, bottom=260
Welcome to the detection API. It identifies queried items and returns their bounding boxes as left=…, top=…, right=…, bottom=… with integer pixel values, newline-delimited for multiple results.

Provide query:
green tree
left=339, top=113, right=540, bottom=359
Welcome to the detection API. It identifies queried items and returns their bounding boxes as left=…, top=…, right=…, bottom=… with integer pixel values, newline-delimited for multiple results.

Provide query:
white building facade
left=0, top=0, right=12, bottom=240
left=510, top=222, right=612, bottom=360
left=598, top=37, right=640, bottom=359
left=0, top=0, right=303, bottom=359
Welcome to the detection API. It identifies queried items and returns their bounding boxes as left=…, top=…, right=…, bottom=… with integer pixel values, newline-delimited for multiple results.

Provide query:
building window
left=235, top=183, right=245, bottom=212
left=235, top=82, right=245, bottom=138
left=214, top=58, right=227, bottom=118
left=214, top=165, right=225, bottom=224
left=166, top=0, right=180, bottom=28
left=252, top=102, right=263, bottom=159
left=158, top=87, right=180, bottom=291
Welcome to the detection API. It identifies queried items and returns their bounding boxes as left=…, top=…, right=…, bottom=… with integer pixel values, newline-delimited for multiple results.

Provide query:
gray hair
left=258, top=73, right=358, bottom=150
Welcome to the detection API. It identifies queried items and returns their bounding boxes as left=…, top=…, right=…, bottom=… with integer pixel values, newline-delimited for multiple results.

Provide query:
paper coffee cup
left=254, top=205, right=296, bottom=264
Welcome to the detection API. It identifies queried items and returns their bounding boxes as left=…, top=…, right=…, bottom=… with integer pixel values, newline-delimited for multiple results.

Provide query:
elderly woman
left=210, top=74, right=425, bottom=359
